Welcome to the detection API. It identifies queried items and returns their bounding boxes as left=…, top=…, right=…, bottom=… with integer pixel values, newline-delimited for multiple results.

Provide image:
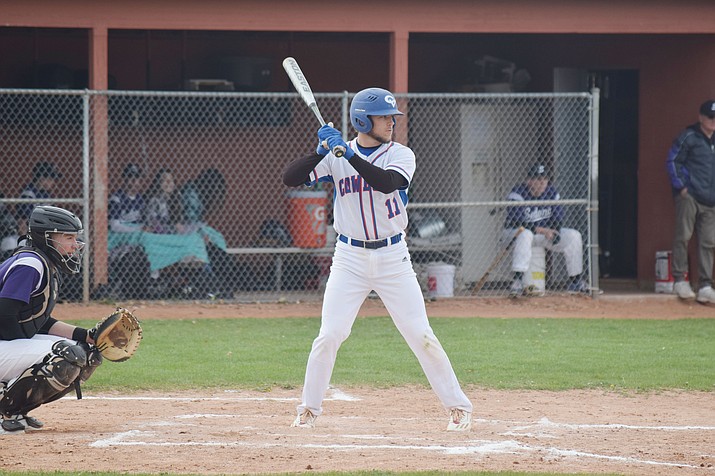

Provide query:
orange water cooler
left=286, top=190, right=328, bottom=248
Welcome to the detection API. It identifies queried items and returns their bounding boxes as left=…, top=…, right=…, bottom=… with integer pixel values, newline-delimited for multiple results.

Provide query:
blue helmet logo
left=350, top=87, right=404, bottom=133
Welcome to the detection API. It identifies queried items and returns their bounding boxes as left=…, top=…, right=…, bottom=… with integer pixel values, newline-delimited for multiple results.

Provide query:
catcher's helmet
left=28, top=205, right=85, bottom=274
left=350, top=87, right=404, bottom=134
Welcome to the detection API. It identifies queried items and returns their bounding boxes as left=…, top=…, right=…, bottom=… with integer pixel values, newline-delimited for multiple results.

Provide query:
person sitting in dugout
left=0, top=205, right=102, bottom=432
left=503, top=162, right=588, bottom=297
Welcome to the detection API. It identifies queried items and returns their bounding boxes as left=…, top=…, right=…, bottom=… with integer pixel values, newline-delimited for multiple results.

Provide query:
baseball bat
left=282, top=57, right=345, bottom=157
left=471, top=226, right=525, bottom=294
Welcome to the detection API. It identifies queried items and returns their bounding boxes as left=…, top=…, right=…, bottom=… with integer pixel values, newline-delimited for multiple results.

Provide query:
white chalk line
left=508, top=416, right=715, bottom=432
left=89, top=431, right=707, bottom=470
left=73, top=386, right=359, bottom=403
left=82, top=388, right=714, bottom=471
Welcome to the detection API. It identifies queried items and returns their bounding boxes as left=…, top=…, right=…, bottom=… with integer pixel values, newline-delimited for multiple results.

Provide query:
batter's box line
left=69, top=386, right=360, bottom=403
left=89, top=431, right=708, bottom=470
left=508, top=417, right=715, bottom=432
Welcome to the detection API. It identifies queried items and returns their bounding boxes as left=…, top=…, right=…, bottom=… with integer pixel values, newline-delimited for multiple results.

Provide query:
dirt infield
left=2, top=294, right=713, bottom=476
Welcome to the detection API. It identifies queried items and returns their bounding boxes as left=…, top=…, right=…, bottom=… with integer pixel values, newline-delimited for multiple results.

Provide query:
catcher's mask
left=349, top=87, right=403, bottom=134
left=28, top=205, right=85, bottom=274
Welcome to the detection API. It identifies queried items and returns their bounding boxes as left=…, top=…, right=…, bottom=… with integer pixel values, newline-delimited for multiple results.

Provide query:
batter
left=282, top=87, right=473, bottom=431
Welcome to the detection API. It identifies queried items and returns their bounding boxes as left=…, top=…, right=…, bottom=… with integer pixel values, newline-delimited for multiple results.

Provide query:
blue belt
left=338, top=233, right=402, bottom=249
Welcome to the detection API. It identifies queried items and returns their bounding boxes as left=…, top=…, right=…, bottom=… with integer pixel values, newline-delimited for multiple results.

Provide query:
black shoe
left=1, top=415, right=26, bottom=432
left=24, top=415, right=44, bottom=429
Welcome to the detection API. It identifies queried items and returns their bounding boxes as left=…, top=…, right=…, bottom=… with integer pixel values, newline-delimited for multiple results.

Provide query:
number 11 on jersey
left=385, top=198, right=402, bottom=219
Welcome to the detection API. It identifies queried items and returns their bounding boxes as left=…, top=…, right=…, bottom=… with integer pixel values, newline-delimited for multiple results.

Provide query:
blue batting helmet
left=350, top=87, right=404, bottom=133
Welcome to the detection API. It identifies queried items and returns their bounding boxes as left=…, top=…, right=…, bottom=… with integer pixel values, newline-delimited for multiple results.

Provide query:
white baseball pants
left=296, top=239, right=472, bottom=417
left=0, top=334, right=66, bottom=384
left=503, top=227, right=584, bottom=277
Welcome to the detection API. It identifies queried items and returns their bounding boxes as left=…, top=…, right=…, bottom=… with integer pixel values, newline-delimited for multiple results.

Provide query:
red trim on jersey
left=369, top=189, right=378, bottom=238
left=358, top=176, right=370, bottom=239
left=370, top=142, right=393, bottom=164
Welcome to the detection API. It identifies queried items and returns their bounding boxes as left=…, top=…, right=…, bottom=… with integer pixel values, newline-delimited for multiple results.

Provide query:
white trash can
left=524, top=247, right=546, bottom=295
left=655, top=250, right=688, bottom=293
left=427, top=262, right=456, bottom=298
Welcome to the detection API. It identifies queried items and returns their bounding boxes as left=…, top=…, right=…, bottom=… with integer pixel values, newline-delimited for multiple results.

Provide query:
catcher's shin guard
left=78, top=342, right=103, bottom=382
left=0, top=340, right=88, bottom=417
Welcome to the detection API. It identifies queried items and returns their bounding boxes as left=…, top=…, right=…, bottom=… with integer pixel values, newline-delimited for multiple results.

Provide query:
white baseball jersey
left=308, top=139, right=414, bottom=240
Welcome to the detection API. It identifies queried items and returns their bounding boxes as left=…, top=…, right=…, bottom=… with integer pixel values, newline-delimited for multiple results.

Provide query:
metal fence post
left=589, top=87, right=601, bottom=295
left=82, top=91, right=91, bottom=302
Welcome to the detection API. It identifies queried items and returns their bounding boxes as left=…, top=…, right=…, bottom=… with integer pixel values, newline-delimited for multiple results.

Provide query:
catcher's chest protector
left=9, top=248, right=59, bottom=338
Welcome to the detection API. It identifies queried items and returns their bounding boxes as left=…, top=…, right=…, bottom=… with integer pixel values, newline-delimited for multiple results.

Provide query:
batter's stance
left=283, top=87, right=473, bottom=431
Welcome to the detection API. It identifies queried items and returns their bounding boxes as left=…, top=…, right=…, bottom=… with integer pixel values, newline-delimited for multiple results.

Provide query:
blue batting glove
left=327, top=135, right=354, bottom=160
left=317, top=123, right=341, bottom=142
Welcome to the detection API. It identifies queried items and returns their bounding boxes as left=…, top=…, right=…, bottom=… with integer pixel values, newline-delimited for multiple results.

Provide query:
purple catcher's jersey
left=0, top=252, right=44, bottom=304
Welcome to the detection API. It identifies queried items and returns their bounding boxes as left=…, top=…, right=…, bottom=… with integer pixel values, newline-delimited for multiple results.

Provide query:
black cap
left=527, top=163, right=549, bottom=177
left=699, top=100, right=715, bottom=119
left=33, top=161, right=62, bottom=179
left=122, top=163, right=143, bottom=178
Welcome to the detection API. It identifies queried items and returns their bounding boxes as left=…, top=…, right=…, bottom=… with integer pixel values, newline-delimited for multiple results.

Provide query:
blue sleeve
left=665, top=131, right=690, bottom=191
left=504, top=185, right=530, bottom=229
left=550, top=187, right=564, bottom=227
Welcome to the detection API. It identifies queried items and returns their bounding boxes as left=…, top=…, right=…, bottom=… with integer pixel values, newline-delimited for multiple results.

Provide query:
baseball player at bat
left=282, top=87, right=473, bottom=432
left=503, top=163, right=588, bottom=297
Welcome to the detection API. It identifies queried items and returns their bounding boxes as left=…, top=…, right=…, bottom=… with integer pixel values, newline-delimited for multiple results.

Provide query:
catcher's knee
left=0, top=340, right=89, bottom=416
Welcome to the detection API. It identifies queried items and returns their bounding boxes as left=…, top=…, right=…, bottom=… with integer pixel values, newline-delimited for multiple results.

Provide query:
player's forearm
left=47, top=320, right=89, bottom=342
left=283, top=153, right=324, bottom=186
left=347, top=156, right=407, bottom=193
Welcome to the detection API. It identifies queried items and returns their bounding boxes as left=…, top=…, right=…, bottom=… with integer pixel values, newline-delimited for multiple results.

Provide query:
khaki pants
left=672, top=193, right=715, bottom=289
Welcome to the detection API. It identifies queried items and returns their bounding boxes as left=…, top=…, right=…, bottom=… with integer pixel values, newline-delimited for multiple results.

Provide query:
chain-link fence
left=0, top=89, right=598, bottom=302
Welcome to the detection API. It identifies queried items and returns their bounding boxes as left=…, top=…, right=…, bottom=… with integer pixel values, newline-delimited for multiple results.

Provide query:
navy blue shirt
left=504, top=183, right=563, bottom=231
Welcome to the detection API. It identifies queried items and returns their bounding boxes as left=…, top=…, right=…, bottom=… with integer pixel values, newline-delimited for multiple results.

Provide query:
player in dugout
left=504, top=162, right=588, bottom=297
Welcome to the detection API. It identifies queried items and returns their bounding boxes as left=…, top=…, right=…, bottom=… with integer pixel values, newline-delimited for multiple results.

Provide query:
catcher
left=0, top=206, right=141, bottom=433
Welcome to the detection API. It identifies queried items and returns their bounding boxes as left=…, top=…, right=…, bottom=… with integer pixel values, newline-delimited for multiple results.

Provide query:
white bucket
left=524, top=247, right=546, bottom=295
left=655, top=250, right=688, bottom=293
left=427, top=263, right=456, bottom=298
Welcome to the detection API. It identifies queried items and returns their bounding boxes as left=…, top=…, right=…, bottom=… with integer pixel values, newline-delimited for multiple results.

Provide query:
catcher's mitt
left=89, top=308, right=142, bottom=362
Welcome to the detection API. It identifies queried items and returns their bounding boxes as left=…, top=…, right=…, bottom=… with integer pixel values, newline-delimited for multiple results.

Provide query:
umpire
left=665, top=99, right=715, bottom=304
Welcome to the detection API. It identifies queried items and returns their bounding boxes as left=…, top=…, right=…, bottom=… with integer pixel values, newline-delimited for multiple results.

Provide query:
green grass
left=67, top=316, right=715, bottom=392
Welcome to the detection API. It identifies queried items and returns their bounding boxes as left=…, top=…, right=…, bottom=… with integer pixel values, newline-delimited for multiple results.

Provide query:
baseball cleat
left=291, top=409, right=317, bottom=428
left=509, top=278, right=524, bottom=298
left=447, top=408, right=472, bottom=432
left=523, top=284, right=545, bottom=297
left=1, top=415, right=27, bottom=432
left=567, top=280, right=590, bottom=294
left=23, top=415, right=44, bottom=429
